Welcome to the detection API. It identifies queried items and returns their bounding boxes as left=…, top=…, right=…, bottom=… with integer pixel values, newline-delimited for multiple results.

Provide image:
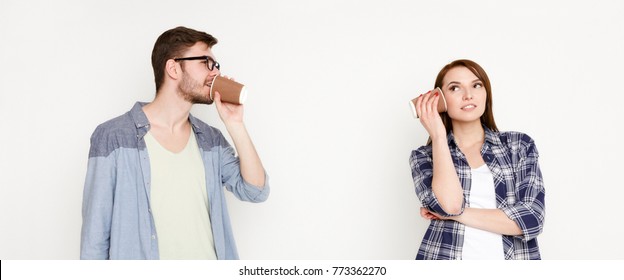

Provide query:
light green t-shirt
left=144, top=129, right=217, bottom=260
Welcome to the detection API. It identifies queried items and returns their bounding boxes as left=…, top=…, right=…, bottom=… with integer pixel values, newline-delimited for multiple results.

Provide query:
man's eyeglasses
left=173, top=56, right=220, bottom=71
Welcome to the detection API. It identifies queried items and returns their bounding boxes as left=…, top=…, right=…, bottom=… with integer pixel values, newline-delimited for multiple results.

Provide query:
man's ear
left=165, top=59, right=180, bottom=80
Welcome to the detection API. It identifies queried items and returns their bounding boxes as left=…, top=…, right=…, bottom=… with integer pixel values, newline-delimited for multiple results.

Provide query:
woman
left=410, top=59, right=545, bottom=260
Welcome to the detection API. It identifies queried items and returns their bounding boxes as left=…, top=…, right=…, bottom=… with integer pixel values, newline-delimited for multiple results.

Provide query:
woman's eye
left=449, top=86, right=459, bottom=91
left=474, top=83, right=483, bottom=88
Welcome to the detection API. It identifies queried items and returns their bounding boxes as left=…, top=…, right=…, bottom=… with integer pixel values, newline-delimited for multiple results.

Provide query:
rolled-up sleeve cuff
left=425, top=192, right=465, bottom=217
left=241, top=172, right=270, bottom=202
left=501, top=205, right=543, bottom=241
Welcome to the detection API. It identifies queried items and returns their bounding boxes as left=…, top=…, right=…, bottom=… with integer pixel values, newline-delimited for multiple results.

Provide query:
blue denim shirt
left=80, top=102, right=270, bottom=260
left=410, top=127, right=545, bottom=260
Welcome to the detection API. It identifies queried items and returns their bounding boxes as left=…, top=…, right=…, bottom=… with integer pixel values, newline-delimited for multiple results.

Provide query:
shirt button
left=151, top=235, right=156, bottom=240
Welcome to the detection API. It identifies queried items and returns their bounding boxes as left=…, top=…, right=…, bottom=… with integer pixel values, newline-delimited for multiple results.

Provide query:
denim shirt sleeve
left=410, top=146, right=465, bottom=217
left=80, top=127, right=116, bottom=260
left=500, top=136, right=546, bottom=242
left=217, top=132, right=270, bottom=202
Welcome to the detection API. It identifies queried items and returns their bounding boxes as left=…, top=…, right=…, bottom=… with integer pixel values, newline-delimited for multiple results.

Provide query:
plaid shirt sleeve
left=410, top=146, right=466, bottom=217
left=500, top=134, right=546, bottom=242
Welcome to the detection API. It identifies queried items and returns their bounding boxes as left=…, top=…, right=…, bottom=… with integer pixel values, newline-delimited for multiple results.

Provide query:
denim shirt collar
left=129, top=101, right=206, bottom=139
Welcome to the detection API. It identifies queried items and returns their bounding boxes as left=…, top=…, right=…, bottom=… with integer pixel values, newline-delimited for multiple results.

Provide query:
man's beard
left=178, top=73, right=213, bottom=104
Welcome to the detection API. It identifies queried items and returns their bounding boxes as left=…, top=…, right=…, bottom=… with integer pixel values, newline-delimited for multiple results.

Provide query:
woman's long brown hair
left=427, top=59, right=498, bottom=145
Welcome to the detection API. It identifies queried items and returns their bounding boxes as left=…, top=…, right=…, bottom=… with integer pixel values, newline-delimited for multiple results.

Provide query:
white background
left=1, top=0, right=622, bottom=260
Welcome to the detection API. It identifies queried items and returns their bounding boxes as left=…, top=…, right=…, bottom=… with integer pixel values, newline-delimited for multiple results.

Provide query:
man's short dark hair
left=151, top=26, right=218, bottom=92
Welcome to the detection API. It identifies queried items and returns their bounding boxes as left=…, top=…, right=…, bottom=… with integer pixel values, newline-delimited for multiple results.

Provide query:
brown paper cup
left=209, top=76, right=248, bottom=105
left=410, top=87, right=447, bottom=118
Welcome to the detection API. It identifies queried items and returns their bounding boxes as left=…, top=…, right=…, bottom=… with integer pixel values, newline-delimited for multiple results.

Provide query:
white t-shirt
left=462, top=164, right=505, bottom=260
left=145, top=129, right=217, bottom=260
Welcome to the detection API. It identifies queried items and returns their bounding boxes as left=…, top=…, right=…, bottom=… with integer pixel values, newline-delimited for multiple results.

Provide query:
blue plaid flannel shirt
left=410, top=127, right=545, bottom=260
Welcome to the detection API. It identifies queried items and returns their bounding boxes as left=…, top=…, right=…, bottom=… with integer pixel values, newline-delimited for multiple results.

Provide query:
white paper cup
left=410, top=87, right=447, bottom=118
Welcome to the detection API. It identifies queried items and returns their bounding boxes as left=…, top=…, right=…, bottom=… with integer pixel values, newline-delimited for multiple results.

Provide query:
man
left=80, top=26, right=269, bottom=260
